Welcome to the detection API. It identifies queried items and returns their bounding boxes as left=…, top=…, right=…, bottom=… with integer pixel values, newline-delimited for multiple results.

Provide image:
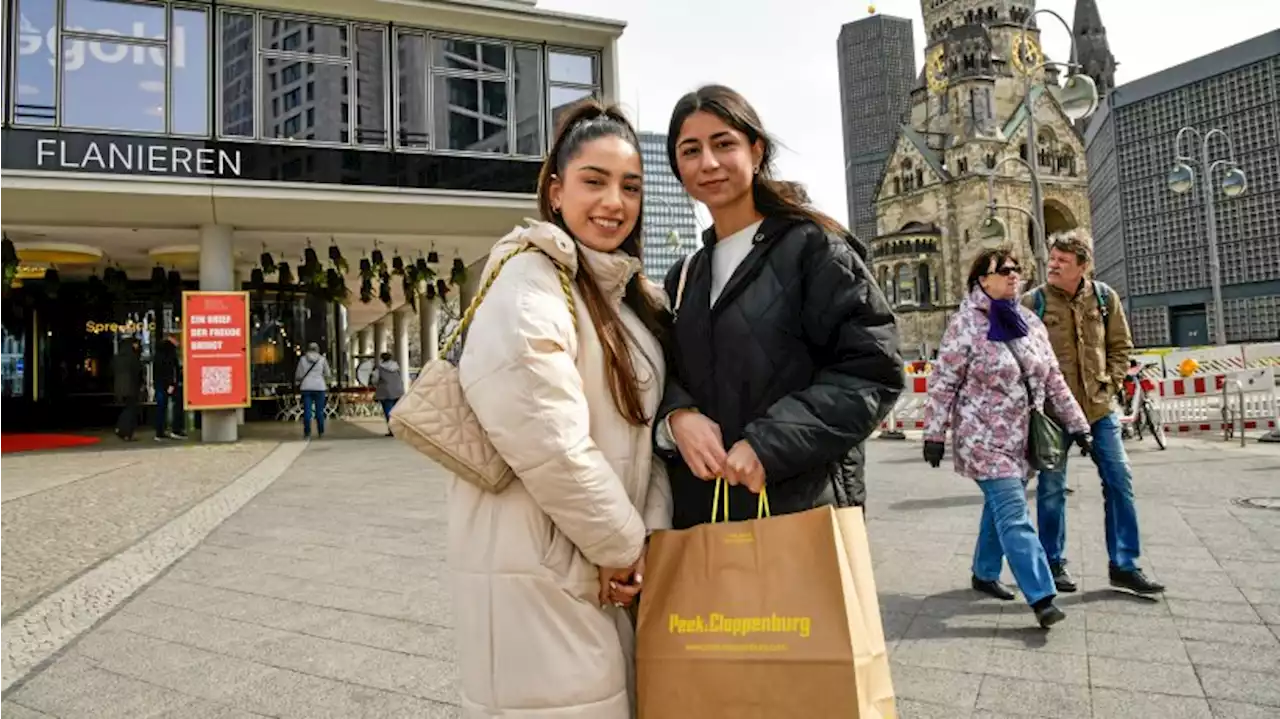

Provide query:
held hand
left=669, top=410, right=728, bottom=480
left=723, top=440, right=766, bottom=494
left=923, top=440, right=945, bottom=468
left=1071, top=432, right=1094, bottom=458
left=599, top=550, right=644, bottom=608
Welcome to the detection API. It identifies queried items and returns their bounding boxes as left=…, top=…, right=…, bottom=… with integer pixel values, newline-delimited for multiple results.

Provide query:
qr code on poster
left=202, top=365, right=233, bottom=395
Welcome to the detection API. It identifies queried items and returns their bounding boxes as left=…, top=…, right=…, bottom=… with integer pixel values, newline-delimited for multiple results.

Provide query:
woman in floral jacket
left=922, top=247, right=1091, bottom=629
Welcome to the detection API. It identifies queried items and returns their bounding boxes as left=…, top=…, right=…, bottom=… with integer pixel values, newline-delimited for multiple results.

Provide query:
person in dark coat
left=114, top=337, right=144, bottom=441
left=655, top=85, right=904, bottom=529
left=153, top=333, right=186, bottom=440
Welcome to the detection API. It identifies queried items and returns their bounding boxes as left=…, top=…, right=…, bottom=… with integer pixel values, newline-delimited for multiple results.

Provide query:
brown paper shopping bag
left=636, top=482, right=896, bottom=719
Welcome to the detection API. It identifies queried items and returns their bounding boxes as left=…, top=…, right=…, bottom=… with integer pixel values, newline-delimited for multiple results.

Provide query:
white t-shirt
left=709, top=219, right=764, bottom=306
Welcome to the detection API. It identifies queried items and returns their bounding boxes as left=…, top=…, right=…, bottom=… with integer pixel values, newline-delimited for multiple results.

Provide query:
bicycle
left=1118, top=362, right=1167, bottom=450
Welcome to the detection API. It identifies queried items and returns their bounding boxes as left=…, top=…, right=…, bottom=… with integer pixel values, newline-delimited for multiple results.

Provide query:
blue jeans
left=155, top=385, right=182, bottom=436
left=301, top=390, right=326, bottom=437
left=380, top=398, right=397, bottom=422
left=1037, top=412, right=1142, bottom=571
left=973, top=477, right=1057, bottom=606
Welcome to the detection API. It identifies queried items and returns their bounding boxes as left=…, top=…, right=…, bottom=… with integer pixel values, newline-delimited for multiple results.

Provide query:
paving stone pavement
left=2, top=441, right=279, bottom=621
left=2, top=433, right=1278, bottom=718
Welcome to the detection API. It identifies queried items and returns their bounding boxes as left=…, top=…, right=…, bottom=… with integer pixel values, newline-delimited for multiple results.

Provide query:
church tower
left=1072, top=0, right=1117, bottom=132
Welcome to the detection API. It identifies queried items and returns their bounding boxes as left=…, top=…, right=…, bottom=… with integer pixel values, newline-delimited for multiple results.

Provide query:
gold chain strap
left=439, top=245, right=578, bottom=359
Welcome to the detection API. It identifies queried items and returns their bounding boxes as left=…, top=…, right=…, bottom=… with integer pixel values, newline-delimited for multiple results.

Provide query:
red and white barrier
left=1158, top=367, right=1278, bottom=435
left=880, top=375, right=929, bottom=436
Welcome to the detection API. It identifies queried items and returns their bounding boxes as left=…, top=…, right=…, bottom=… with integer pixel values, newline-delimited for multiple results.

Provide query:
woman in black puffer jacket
left=655, top=84, right=904, bottom=529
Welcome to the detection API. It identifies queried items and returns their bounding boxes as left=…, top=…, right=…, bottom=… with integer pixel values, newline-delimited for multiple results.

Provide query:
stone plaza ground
left=2, top=426, right=1278, bottom=718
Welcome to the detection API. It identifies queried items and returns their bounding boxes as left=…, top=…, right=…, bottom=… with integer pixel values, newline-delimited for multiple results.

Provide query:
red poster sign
left=182, top=291, right=251, bottom=410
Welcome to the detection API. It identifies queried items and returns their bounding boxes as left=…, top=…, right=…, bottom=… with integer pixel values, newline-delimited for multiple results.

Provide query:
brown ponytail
left=665, top=84, right=849, bottom=239
left=536, top=99, right=667, bottom=426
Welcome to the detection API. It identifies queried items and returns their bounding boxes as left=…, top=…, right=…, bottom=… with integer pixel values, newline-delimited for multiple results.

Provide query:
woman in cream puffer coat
left=454, top=218, right=671, bottom=718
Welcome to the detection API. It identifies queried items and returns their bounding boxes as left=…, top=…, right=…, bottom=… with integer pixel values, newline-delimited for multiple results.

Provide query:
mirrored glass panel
left=262, top=58, right=350, bottom=143
left=513, top=46, right=542, bottom=156
left=262, top=16, right=347, bottom=57
left=395, top=32, right=429, bottom=147
left=354, top=28, right=386, bottom=145
left=13, top=0, right=58, bottom=124
left=171, top=8, right=208, bottom=135
left=548, top=51, right=596, bottom=85
left=433, top=38, right=506, bottom=73
left=550, top=85, right=593, bottom=134
left=62, top=39, right=166, bottom=131
left=64, top=0, right=165, bottom=39
left=219, top=11, right=255, bottom=137
left=433, top=76, right=508, bottom=153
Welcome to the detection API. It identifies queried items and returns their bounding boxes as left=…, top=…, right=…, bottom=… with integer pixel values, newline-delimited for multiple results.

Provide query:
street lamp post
left=979, top=157, right=1044, bottom=280
left=1017, top=9, right=1100, bottom=284
left=1167, top=127, right=1248, bottom=346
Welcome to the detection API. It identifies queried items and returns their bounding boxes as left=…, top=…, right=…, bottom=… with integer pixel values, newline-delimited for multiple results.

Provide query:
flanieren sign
left=182, top=292, right=251, bottom=411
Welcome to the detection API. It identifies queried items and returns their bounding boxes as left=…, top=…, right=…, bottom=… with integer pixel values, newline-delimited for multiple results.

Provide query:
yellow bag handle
left=439, top=245, right=577, bottom=359
left=710, top=478, right=771, bottom=524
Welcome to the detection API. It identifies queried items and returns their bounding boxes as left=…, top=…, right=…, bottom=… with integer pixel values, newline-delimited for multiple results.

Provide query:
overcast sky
left=539, top=0, right=1280, bottom=230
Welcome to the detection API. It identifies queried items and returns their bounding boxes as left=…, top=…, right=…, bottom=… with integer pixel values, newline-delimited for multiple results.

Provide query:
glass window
left=262, top=58, right=349, bottom=142
left=434, top=76, right=508, bottom=153
left=355, top=27, right=386, bottom=145
left=62, top=39, right=166, bottom=132
left=395, top=32, right=429, bottom=147
left=550, top=85, right=593, bottom=133
left=219, top=11, right=255, bottom=137
left=262, top=16, right=347, bottom=57
left=433, top=37, right=506, bottom=74
left=64, top=0, right=165, bottom=38
left=13, top=0, right=58, bottom=125
left=171, top=7, right=208, bottom=135
left=513, top=46, right=542, bottom=155
left=548, top=51, right=596, bottom=85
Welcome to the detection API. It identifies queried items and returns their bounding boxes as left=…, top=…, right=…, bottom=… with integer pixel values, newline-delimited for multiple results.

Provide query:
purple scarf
left=987, top=296, right=1030, bottom=342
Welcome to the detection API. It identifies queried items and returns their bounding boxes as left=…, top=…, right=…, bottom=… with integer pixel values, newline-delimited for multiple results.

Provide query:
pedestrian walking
left=114, top=337, right=144, bottom=441
left=295, top=342, right=330, bottom=440
left=1023, top=231, right=1165, bottom=595
left=153, top=333, right=186, bottom=440
left=655, top=84, right=903, bottom=528
left=449, top=99, right=671, bottom=718
left=370, top=351, right=403, bottom=437
left=922, top=247, right=1092, bottom=628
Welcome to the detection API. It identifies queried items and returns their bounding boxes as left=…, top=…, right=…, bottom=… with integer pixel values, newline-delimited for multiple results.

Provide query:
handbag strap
left=674, top=253, right=693, bottom=312
left=439, top=245, right=578, bottom=359
left=1001, top=342, right=1037, bottom=410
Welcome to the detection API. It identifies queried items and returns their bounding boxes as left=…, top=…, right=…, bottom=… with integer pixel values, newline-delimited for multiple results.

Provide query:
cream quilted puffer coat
left=452, top=220, right=672, bottom=718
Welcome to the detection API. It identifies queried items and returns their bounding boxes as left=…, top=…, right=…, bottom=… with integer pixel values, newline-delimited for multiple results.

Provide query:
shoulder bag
left=1003, top=342, right=1066, bottom=473
left=389, top=245, right=577, bottom=493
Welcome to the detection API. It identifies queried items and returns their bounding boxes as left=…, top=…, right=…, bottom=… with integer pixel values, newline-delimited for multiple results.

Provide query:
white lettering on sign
left=191, top=340, right=223, bottom=351
left=36, top=138, right=241, bottom=177
left=19, top=15, right=189, bottom=71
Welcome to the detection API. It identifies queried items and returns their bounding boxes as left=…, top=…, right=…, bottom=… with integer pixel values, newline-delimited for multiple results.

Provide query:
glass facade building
left=1, top=0, right=622, bottom=431
left=638, top=131, right=698, bottom=281
left=1086, top=30, right=1280, bottom=347
left=837, top=13, right=916, bottom=245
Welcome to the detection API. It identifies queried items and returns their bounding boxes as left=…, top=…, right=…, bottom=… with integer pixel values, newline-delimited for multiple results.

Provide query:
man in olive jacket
left=1022, top=231, right=1164, bottom=595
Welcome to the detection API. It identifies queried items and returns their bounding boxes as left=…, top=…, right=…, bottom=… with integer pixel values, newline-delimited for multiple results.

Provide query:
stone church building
left=872, top=0, right=1116, bottom=357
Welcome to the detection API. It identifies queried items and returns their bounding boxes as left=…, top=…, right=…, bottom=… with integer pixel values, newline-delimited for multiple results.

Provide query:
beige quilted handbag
left=389, top=245, right=577, bottom=493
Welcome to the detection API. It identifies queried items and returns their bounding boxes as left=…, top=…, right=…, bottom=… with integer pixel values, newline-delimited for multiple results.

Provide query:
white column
left=198, top=224, right=238, bottom=443
left=419, top=295, right=440, bottom=363
left=359, top=327, right=373, bottom=356
left=373, top=318, right=389, bottom=359
left=393, top=308, right=411, bottom=387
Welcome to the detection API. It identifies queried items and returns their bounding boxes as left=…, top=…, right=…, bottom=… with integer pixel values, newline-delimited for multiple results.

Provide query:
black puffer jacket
left=658, top=216, right=903, bottom=530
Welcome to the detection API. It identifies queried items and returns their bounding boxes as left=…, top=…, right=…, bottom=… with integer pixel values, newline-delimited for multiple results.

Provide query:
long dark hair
left=536, top=99, right=666, bottom=426
left=665, top=84, right=847, bottom=238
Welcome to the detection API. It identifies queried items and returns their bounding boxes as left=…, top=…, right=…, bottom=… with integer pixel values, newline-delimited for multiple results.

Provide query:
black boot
left=1033, top=597, right=1066, bottom=628
left=972, top=576, right=1016, bottom=601
left=1110, top=565, right=1165, bottom=595
left=1051, top=563, right=1078, bottom=593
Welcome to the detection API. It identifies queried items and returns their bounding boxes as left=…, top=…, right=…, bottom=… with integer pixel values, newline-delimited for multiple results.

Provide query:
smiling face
left=979, top=256, right=1022, bottom=301
left=548, top=135, right=643, bottom=253
left=673, top=111, right=762, bottom=212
